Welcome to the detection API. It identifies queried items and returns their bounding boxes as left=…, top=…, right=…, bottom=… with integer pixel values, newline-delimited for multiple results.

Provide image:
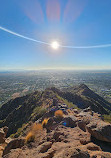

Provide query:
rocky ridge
left=0, top=84, right=110, bottom=137
left=0, top=103, right=111, bottom=158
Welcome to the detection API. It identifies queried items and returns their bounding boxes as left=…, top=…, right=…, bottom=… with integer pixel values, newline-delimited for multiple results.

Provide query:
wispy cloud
left=1, top=25, right=111, bottom=49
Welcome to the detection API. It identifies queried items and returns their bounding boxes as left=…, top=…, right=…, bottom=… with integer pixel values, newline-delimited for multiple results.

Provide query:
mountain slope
left=50, top=84, right=111, bottom=114
left=1, top=102, right=111, bottom=157
left=0, top=84, right=110, bottom=137
left=0, top=89, right=69, bottom=136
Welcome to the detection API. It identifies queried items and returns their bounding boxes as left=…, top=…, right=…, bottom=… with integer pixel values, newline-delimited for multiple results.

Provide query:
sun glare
left=51, top=41, right=59, bottom=50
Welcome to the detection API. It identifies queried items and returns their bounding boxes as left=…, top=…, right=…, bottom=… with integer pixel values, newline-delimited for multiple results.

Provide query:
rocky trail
left=0, top=102, right=111, bottom=158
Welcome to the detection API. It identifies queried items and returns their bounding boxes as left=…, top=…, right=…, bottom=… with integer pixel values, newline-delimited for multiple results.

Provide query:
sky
left=0, top=0, right=111, bottom=70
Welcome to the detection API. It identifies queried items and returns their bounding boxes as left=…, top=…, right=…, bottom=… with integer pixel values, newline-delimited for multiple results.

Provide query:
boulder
left=70, top=148, right=90, bottom=158
left=3, top=138, right=25, bottom=156
left=85, top=143, right=101, bottom=151
left=0, top=130, right=5, bottom=144
left=77, top=121, right=86, bottom=132
left=80, top=137, right=91, bottom=145
left=53, top=146, right=90, bottom=158
left=83, top=107, right=92, bottom=113
left=63, top=116, right=77, bottom=128
left=86, top=120, right=111, bottom=142
left=45, top=117, right=55, bottom=132
left=0, top=126, right=8, bottom=144
left=73, top=109, right=79, bottom=114
left=37, top=142, right=52, bottom=153
left=3, top=126, right=8, bottom=137
left=90, top=151, right=111, bottom=158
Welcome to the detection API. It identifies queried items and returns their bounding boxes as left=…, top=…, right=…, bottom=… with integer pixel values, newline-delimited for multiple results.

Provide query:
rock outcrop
left=0, top=86, right=111, bottom=157
left=3, top=138, right=25, bottom=156
left=1, top=105, right=111, bottom=158
left=0, top=127, right=8, bottom=144
left=86, top=120, right=111, bottom=142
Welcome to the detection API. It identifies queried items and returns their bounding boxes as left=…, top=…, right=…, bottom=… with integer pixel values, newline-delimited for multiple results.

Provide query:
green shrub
left=33, top=106, right=47, bottom=116
left=56, top=94, right=79, bottom=109
left=103, top=115, right=111, bottom=123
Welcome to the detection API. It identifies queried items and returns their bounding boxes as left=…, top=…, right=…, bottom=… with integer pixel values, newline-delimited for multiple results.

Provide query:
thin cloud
left=1, top=26, right=111, bottom=49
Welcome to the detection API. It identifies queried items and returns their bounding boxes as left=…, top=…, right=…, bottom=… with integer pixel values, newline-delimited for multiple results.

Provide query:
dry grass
left=42, top=118, right=49, bottom=127
left=25, top=123, right=43, bottom=143
left=32, top=123, right=43, bottom=133
left=25, top=131, right=35, bottom=143
left=55, top=110, right=63, bottom=118
left=67, top=109, right=71, bottom=113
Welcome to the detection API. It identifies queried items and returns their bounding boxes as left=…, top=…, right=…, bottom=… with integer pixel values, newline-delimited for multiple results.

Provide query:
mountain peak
left=78, top=83, right=89, bottom=89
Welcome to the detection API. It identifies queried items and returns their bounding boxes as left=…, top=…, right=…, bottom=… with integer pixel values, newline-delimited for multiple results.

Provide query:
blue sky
left=0, top=0, right=111, bottom=70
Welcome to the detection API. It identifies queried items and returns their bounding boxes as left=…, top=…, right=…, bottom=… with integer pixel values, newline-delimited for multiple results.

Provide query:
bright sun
left=51, top=41, right=59, bottom=50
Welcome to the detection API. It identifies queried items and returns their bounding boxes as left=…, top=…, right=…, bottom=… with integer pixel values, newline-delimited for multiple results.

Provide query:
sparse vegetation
left=103, top=115, right=111, bottom=123
left=55, top=110, right=63, bottom=118
left=25, top=123, right=43, bottom=144
left=32, top=106, right=47, bottom=118
left=10, top=123, right=28, bottom=138
left=42, top=118, right=49, bottom=127
left=56, top=94, right=79, bottom=109
left=25, top=131, right=35, bottom=143
left=32, top=123, right=43, bottom=133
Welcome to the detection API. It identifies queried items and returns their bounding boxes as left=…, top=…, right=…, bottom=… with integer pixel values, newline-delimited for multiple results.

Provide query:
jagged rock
left=1, top=85, right=111, bottom=158
left=0, top=145, right=4, bottom=157
left=3, top=127, right=8, bottom=137
left=85, top=143, right=101, bottom=151
left=53, top=146, right=90, bottom=158
left=37, top=142, right=52, bottom=153
left=46, top=118, right=54, bottom=127
left=83, top=107, right=92, bottom=112
left=77, top=121, right=86, bottom=132
left=90, top=151, right=111, bottom=158
left=70, top=148, right=90, bottom=158
left=63, top=116, right=77, bottom=128
left=73, top=109, right=79, bottom=114
left=0, top=131, right=5, bottom=144
left=80, top=136, right=91, bottom=145
left=45, top=117, right=55, bottom=133
left=3, top=138, right=25, bottom=156
left=86, top=120, right=111, bottom=142
left=5, top=137, right=13, bottom=144
left=0, top=126, right=8, bottom=144
left=52, top=131, right=65, bottom=142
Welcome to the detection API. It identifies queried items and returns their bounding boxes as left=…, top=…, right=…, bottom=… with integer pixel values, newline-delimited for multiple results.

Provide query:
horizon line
left=0, top=68, right=111, bottom=72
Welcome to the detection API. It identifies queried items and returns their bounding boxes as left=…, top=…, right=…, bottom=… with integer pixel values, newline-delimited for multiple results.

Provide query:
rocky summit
left=0, top=84, right=111, bottom=157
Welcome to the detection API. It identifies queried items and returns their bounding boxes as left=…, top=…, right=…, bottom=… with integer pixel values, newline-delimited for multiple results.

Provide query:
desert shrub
left=25, top=123, right=43, bottom=144
left=31, top=107, right=47, bottom=121
left=103, top=115, right=111, bottom=123
left=10, top=123, right=27, bottom=138
left=25, top=132, right=35, bottom=143
left=67, top=109, right=71, bottom=113
left=10, top=134, right=15, bottom=138
left=55, top=110, right=63, bottom=118
left=42, top=118, right=49, bottom=127
left=32, top=123, right=43, bottom=133
left=33, top=106, right=46, bottom=115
